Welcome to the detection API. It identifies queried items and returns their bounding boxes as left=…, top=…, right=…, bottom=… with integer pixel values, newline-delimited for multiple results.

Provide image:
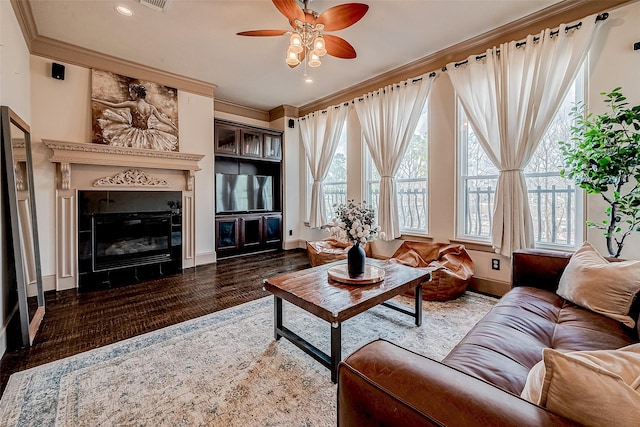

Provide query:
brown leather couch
left=337, top=249, right=640, bottom=426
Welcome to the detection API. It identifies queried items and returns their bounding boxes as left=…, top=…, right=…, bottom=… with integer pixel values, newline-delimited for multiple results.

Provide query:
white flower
left=327, top=200, right=381, bottom=245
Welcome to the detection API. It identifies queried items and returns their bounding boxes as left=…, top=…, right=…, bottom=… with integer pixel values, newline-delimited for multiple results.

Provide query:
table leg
left=274, top=296, right=283, bottom=340
left=414, top=285, right=423, bottom=327
left=330, top=322, right=342, bottom=383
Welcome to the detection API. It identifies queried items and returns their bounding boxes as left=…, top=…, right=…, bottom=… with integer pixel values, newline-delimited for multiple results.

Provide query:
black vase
left=347, top=241, right=366, bottom=278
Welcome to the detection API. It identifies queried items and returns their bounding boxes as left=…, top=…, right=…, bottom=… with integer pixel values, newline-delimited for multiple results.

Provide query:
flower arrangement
left=329, top=200, right=383, bottom=245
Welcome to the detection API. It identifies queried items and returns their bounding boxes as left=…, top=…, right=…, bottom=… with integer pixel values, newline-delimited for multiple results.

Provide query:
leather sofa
left=337, top=249, right=640, bottom=426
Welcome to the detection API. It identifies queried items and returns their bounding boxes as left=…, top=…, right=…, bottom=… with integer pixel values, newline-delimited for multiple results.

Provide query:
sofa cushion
left=443, top=286, right=638, bottom=395
left=557, top=241, right=640, bottom=328
left=521, top=344, right=640, bottom=427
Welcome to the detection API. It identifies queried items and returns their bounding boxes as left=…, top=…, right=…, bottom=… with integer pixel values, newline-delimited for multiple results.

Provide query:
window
left=365, top=102, right=429, bottom=234
left=457, top=70, right=584, bottom=248
left=305, top=120, right=347, bottom=224
left=323, top=124, right=347, bottom=220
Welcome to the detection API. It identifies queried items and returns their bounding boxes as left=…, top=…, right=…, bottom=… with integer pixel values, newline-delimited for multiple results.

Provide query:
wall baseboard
left=196, top=252, right=217, bottom=266
left=0, top=305, right=20, bottom=359
left=469, top=277, right=510, bottom=297
left=283, top=239, right=306, bottom=250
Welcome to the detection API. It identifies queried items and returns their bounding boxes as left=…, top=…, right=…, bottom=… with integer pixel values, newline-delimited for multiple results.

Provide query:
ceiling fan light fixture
left=289, top=33, right=303, bottom=54
left=313, top=36, right=327, bottom=56
left=286, top=49, right=300, bottom=66
left=308, top=52, right=321, bottom=67
left=237, top=1, right=369, bottom=71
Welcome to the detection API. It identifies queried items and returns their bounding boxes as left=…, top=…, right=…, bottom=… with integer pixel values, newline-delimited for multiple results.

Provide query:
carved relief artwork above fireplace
left=93, top=169, right=170, bottom=187
left=44, top=140, right=204, bottom=291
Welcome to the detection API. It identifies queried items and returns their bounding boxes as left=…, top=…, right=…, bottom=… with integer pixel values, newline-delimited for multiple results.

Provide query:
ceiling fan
left=237, top=0, right=369, bottom=68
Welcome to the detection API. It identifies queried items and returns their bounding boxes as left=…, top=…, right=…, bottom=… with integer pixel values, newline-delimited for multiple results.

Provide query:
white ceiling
left=28, top=0, right=562, bottom=111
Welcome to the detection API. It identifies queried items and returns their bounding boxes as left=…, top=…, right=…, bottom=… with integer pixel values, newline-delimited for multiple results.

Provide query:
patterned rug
left=0, top=293, right=496, bottom=426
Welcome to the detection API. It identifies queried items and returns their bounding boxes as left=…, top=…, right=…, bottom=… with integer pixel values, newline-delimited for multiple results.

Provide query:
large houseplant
left=560, top=87, right=640, bottom=258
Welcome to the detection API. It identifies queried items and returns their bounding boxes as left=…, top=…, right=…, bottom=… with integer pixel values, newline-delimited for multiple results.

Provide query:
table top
left=263, top=259, right=430, bottom=324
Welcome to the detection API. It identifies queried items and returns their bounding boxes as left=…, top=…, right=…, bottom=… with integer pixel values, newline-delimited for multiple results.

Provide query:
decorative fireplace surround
left=44, top=140, right=204, bottom=291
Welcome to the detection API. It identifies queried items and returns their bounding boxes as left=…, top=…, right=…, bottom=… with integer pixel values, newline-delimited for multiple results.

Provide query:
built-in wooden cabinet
left=240, top=130, right=263, bottom=158
left=214, top=119, right=283, bottom=258
left=215, top=123, right=240, bottom=155
left=263, top=133, right=282, bottom=160
left=215, top=119, right=282, bottom=161
left=215, top=214, right=282, bottom=254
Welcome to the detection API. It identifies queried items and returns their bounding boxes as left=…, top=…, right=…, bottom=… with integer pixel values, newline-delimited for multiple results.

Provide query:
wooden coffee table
left=263, top=258, right=430, bottom=383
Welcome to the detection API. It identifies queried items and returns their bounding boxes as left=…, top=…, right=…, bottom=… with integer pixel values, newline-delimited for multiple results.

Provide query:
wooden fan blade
left=324, top=34, right=357, bottom=59
left=288, top=49, right=306, bottom=68
left=237, top=30, right=288, bottom=37
left=272, top=0, right=304, bottom=27
left=316, top=3, right=369, bottom=31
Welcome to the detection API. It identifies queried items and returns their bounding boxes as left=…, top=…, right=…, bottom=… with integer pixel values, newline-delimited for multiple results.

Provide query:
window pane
left=365, top=102, right=429, bottom=234
left=458, top=69, right=583, bottom=248
left=524, top=74, right=582, bottom=247
left=323, top=122, right=347, bottom=221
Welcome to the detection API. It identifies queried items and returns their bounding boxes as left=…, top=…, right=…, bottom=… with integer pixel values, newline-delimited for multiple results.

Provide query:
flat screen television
left=215, top=173, right=274, bottom=213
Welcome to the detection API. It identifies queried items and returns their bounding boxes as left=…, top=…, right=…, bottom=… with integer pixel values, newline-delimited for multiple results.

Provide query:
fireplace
left=44, top=140, right=204, bottom=292
left=78, top=190, right=182, bottom=290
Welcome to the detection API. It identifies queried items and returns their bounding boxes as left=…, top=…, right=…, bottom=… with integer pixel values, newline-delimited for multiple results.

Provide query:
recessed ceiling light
left=115, top=5, right=134, bottom=16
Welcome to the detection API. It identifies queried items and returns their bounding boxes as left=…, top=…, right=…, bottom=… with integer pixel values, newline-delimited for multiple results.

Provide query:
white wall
left=183, top=93, right=215, bottom=265
left=0, top=0, right=32, bottom=356
left=586, top=2, right=640, bottom=260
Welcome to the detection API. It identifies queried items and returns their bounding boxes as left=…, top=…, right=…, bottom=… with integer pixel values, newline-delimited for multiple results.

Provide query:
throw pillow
left=557, top=241, right=640, bottom=328
left=521, top=344, right=640, bottom=427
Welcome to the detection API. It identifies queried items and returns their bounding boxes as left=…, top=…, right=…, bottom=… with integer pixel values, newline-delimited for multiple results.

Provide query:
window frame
left=455, top=68, right=585, bottom=250
left=363, top=102, right=430, bottom=236
left=304, top=118, right=348, bottom=226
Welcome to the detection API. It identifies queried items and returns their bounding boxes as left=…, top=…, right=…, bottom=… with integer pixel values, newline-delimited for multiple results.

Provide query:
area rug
left=0, top=292, right=496, bottom=426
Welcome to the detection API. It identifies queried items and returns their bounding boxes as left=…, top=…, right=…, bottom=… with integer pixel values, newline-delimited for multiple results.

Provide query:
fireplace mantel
left=43, top=140, right=205, bottom=190
left=43, top=140, right=205, bottom=291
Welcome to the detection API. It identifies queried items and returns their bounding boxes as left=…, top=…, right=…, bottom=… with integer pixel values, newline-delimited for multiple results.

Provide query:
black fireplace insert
left=92, top=211, right=173, bottom=272
left=77, top=190, right=182, bottom=290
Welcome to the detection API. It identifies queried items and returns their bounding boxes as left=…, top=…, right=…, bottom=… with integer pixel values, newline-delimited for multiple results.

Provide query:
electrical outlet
left=288, top=229, right=293, bottom=236
left=491, top=258, right=500, bottom=270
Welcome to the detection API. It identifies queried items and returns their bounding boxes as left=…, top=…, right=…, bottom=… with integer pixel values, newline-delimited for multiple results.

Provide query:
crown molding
left=214, top=99, right=270, bottom=122
left=10, top=0, right=215, bottom=98
left=298, top=0, right=634, bottom=116
left=10, top=0, right=37, bottom=45
left=269, top=105, right=300, bottom=121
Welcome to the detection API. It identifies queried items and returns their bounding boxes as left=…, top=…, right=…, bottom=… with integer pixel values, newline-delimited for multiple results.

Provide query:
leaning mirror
left=1, top=106, right=44, bottom=347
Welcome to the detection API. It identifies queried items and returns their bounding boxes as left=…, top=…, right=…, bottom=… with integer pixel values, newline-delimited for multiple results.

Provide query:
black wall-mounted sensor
left=52, top=63, right=65, bottom=80
left=288, top=119, right=295, bottom=129
left=634, top=41, right=640, bottom=51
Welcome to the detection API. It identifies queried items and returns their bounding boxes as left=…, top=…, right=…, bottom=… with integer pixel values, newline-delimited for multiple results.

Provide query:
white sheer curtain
left=299, top=105, right=348, bottom=228
left=354, top=74, right=433, bottom=240
left=448, top=15, right=604, bottom=256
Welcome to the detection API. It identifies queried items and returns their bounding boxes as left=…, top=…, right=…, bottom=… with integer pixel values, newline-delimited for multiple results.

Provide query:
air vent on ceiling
left=139, top=0, right=171, bottom=12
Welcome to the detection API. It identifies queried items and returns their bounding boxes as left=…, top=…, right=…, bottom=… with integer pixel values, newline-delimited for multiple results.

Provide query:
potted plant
left=560, top=87, right=640, bottom=258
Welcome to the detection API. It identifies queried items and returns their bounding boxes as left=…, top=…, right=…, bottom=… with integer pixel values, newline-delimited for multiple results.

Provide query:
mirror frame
left=1, top=106, right=45, bottom=347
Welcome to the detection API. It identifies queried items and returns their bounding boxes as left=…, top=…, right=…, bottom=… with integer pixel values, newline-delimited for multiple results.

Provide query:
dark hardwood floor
left=0, top=249, right=311, bottom=396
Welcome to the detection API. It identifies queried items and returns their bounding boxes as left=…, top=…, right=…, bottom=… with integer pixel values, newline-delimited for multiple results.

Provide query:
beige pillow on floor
left=557, top=241, right=640, bottom=328
left=521, top=344, right=640, bottom=427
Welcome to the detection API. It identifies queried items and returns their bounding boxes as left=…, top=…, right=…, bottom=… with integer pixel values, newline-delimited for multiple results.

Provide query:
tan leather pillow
left=521, top=345, right=640, bottom=427
left=557, top=241, right=640, bottom=328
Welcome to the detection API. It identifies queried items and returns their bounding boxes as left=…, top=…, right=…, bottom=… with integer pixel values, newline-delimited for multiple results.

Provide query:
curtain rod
left=299, top=71, right=438, bottom=118
left=441, top=12, right=608, bottom=71
left=352, top=71, right=437, bottom=104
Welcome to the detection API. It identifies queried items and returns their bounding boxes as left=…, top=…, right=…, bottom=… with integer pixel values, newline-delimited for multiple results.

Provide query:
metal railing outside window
left=463, top=172, right=576, bottom=245
left=362, top=177, right=428, bottom=233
